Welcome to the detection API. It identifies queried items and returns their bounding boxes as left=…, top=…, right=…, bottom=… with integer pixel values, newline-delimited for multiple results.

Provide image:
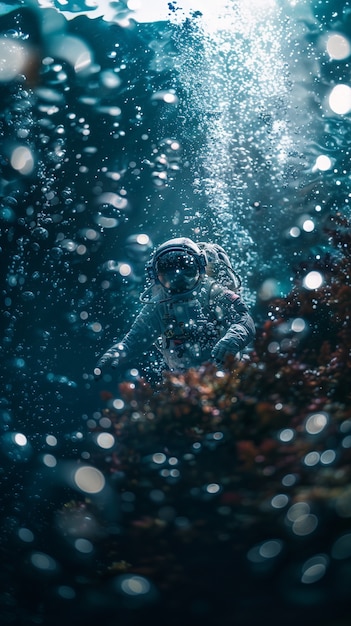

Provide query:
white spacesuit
left=95, top=237, right=255, bottom=375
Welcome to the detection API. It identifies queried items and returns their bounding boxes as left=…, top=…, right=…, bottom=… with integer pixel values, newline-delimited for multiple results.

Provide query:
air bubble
left=32, top=227, right=49, bottom=241
left=1, top=432, right=33, bottom=462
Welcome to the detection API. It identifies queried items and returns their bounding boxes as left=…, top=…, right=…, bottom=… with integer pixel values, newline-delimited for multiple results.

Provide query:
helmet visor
left=156, top=251, right=200, bottom=293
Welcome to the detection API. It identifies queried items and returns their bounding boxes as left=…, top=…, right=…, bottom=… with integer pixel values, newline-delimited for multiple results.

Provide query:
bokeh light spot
left=46, top=435, right=58, bottom=447
left=259, top=539, right=283, bottom=559
left=304, top=451, right=320, bottom=466
left=10, top=147, right=34, bottom=175
left=120, top=575, right=151, bottom=596
left=282, top=474, right=297, bottom=487
left=329, top=84, right=351, bottom=115
left=119, top=263, right=132, bottom=277
left=74, top=538, right=94, bottom=554
left=289, top=226, right=300, bottom=238
left=320, top=449, right=336, bottom=465
left=73, top=466, right=105, bottom=494
left=315, top=154, right=332, bottom=171
left=271, top=494, right=289, bottom=509
left=291, top=318, right=306, bottom=332
left=326, top=33, right=351, bottom=60
left=258, top=278, right=279, bottom=300
left=14, top=433, right=28, bottom=446
left=96, top=432, right=115, bottom=449
left=302, top=219, right=315, bottom=233
left=206, top=483, right=220, bottom=494
left=152, top=452, right=166, bottom=464
left=136, top=234, right=150, bottom=245
left=30, top=552, right=57, bottom=572
left=247, top=539, right=283, bottom=563
left=301, top=555, right=328, bottom=584
left=292, top=514, right=318, bottom=536
left=43, top=454, right=57, bottom=467
left=18, top=528, right=34, bottom=543
left=305, top=412, right=328, bottom=435
left=279, top=429, right=294, bottom=442
left=57, top=586, right=76, bottom=600
left=287, top=502, right=310, bottom=522
left=331, top=533, right=351, bottom=560
left=112, top=399, right=124, bottom=410
left=303, top=271, right=323, bottom=290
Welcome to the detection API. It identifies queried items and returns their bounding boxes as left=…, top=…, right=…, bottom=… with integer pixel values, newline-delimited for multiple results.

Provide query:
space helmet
left=146, top=237, right=207, bottom=294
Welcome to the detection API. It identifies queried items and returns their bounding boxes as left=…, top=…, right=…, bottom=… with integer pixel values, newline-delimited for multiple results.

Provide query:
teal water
left=1, top=1, right=351, bottom=624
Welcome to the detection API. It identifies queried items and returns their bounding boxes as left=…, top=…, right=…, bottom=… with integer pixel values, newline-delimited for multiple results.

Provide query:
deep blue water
left=1, top=1, right=351, bottom=624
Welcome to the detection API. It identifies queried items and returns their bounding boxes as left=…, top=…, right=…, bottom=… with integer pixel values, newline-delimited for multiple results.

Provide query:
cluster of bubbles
left=171, top=1, right=294, bottom=270
left=168, top=1, right=351, bottom=305
left=247, top=468, right=350, bottom=592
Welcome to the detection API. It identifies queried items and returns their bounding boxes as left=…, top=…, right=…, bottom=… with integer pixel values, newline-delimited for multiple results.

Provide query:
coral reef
left=73, top=217, right=351, bottom=625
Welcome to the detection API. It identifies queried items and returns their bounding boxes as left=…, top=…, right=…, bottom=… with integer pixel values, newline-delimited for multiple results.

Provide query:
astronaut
left=94, top=237, right=255, bottom=376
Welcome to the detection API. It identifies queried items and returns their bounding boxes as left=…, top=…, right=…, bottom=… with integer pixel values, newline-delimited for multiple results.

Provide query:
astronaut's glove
left=211, top=337, right=238, bottom=365
left=94, top=344, right=123, bottom=379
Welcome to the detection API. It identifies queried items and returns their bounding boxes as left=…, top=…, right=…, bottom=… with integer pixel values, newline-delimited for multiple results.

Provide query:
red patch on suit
left=224, top=291, right=240, bottom=302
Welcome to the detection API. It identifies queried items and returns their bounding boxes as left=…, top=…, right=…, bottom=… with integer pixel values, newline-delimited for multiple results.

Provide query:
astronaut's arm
left=211, top=293, right=255, bottom=363
left=94, top=305, right=160, bottom=376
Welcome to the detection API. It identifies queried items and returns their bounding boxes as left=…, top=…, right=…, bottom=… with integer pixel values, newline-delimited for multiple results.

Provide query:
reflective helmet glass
left=156, top=250, right=200, bottom=293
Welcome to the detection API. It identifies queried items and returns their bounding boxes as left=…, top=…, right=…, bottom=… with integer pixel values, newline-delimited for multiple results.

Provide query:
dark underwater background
left=1, top=1, right=351, bottom=625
